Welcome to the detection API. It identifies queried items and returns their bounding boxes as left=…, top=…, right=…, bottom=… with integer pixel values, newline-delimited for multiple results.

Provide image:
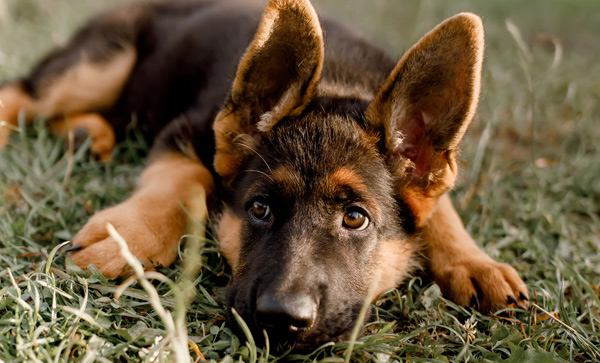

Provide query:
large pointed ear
left=367, top=13, right=484, bottom=226
left=213, top=0, right=324, bottom=183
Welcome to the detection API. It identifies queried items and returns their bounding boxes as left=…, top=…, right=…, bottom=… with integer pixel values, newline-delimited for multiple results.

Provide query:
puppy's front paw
left=433, top=256, right=529, bottom=313
left=68, top=195, right=186, bottom=278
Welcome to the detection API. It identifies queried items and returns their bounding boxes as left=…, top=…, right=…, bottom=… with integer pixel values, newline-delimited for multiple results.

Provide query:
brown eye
left=343, top=210, right=370, bottom=231
left=250, top=200, right=271, bottom=221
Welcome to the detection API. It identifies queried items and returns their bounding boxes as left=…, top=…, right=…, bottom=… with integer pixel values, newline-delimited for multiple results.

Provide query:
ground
left=0, top=0, right=599, bottom=362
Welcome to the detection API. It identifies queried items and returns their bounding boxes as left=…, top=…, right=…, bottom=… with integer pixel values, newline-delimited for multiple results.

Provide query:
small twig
left=0, top=120, right=21, bottom=132
left=62, top=128, right=75, bottom=187
left=532, top=303, right=579, bottom=336
left=108, top=223, right=190, bottom=363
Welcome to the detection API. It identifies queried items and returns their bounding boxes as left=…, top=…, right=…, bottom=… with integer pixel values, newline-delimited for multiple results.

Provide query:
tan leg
left=49, top=113, right=115, bottom=162
left=422, top=194, right=529, bottom=312
left=69, top=153, right=215, bottom=278
left=0, top=46, right=135, bottom=155
left=0, top=85, right=31, bottom=147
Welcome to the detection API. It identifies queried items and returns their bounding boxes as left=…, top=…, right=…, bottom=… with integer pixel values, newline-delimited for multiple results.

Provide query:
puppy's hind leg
left=0, top=84, right=30, bottom=147
left=0, top=3, right=148, bottom=157
left=49, top=114, right=115, bottom=162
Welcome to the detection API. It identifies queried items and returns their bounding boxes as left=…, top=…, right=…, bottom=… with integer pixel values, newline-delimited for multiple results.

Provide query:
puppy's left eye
left=343, top=209, right=370, bottom=231
left=249, top=200, right=271, bottom=221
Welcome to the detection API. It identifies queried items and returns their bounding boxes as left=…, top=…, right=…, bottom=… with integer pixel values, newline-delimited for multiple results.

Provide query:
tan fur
left=269, top=165, right=303, bottom=196
left=329, top=167, right=382, bottom=218
left=49, top=113, right=115, bottom=162
left=69, top=153, right=215, bottom=278
left=402, top=188, right=438, bottom=227
left=329, top=168, right=368, bottom=195
left=213, top=114, right=254, bottom=181
left=422, top=194, right=529, bottom=312
left=213, top=0, right=324, bottom=183
left=373, top=238, right=418, bottom=296
left=215, top=210, right=243, bottom=275
left=32, top=47, right=136, bottom=117
left=0, top=47, right=134, bottom=153
left=271, top=165, right=299, bottom=185
left=0, top=85, right=32, bottom=146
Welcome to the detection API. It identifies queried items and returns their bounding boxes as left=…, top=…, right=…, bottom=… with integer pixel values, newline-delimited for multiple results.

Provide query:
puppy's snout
left=255, top=292, right=318, bottom=333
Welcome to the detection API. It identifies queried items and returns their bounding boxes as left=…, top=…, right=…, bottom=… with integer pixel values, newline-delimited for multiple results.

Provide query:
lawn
left=0, top=0, right=599, bottom=361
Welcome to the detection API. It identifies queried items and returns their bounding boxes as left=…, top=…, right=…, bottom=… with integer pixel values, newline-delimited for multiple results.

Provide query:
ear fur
left=213, top=0, right=324, bottom=183
left=367, top=13, right=484, bottom=225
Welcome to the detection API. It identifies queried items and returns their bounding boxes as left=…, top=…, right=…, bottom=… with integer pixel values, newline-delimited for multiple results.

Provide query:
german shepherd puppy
left=0, top=0, right=528, bottom=350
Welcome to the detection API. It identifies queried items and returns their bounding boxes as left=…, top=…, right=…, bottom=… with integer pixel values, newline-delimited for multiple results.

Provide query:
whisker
left=241, top=169, right=274, bottom=182
left=235, top=141, right=272, bottom=172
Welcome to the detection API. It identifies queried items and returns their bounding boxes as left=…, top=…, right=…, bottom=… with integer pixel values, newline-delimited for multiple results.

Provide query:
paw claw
left=519, top=292, right=529, bottom=301
left=470, top=294, right=480, bottom=310
left=73, top=127, right=88, bottom=150
left=68, top=195, right=186, bottom=278
left=434, top=258, right=528, bottom=314
left=64, top=244, right=82, bottom=252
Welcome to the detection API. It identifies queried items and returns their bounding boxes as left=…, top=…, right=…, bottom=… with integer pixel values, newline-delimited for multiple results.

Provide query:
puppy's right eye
left=343, top=209, right=370, bottom=231
left=249, top=200, right=271, bottom=221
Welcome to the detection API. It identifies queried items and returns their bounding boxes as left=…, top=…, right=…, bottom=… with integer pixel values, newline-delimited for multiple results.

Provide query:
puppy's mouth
left=237, top=321, right=355, bottom=354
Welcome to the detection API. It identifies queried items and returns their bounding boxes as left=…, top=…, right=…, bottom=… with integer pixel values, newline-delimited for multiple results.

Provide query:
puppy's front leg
left=422, top=193, right=528, bottom=312
left=68, top=152, right=214, bottom=278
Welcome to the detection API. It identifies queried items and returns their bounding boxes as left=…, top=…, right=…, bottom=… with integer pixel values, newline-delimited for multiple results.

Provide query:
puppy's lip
left=258, top=318, right=353, bottom=350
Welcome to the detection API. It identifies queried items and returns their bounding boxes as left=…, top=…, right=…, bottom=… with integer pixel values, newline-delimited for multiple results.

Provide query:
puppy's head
left=213, top=0, right=484, bottom=351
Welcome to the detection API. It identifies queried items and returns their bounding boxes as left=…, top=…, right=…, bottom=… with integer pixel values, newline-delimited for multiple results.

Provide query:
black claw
left=64, top=244, right=82, bottom=252
left=73, top=128, right=89, bottom=150
left=507, top=295, right=518, bottom=305
left=470, top=294, right=480, bottom=310
left=519, top=292, right=529, bottom=301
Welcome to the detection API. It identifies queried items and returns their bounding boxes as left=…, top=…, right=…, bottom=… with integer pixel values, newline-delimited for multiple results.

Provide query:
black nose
left=255, top=292, right=318, bottom=333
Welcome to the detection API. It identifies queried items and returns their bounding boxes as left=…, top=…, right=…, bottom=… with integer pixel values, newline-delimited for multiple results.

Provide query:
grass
left=1, top=0, right=599, bottom=361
